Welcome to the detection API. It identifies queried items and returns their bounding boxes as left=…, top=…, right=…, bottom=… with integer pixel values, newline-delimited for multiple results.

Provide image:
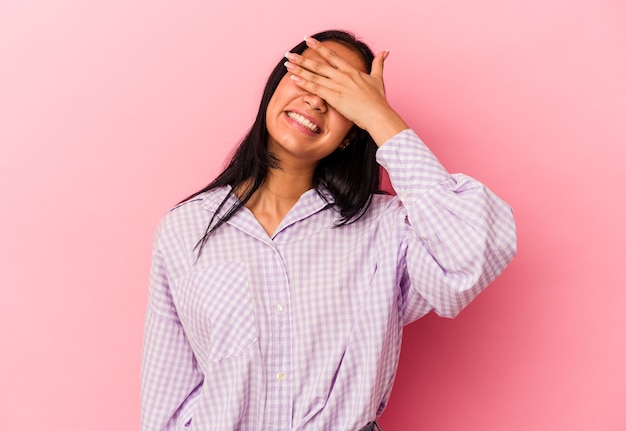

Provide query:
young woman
left=141, top=30, right=516, bottom=430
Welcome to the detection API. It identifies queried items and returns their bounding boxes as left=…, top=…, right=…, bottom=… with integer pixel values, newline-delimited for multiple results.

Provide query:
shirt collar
left=200, top=184, right=335, bottom=212
left=199, top=184, right=337, bottom=239
left=200, top=186, right=238, bottom=213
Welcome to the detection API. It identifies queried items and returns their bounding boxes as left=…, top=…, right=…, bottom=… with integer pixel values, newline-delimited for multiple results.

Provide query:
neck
left=243, top=165, right=315, bottom=236
left=251, top=166, right=314, bottom=209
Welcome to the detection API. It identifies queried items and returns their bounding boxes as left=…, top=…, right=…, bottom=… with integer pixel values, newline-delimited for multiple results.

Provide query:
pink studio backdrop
left=1, top=0, right=624, bottom=429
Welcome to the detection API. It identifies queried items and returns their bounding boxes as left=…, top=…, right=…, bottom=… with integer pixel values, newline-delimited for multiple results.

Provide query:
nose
left=303, top=92, right=327, bottom=113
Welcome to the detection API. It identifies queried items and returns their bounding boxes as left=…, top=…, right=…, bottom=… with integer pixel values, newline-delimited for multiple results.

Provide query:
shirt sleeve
left=141, top=228, right=204, bottom=431
left=376, top=129, right=517, bottom=320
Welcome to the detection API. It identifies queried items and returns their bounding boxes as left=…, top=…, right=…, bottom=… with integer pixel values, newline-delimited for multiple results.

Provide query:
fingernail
left=290, top=75, right=302, bottom=82
left=284, top=52, right=298, bottom=61
left=304, top=36, right=318, bottom=46
left=284, top=61, right=296, bottom=71
left=383, top=50, right=390, bottom=60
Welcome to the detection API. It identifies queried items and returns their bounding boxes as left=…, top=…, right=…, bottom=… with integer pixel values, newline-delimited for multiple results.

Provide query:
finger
left=304, top=36, right=355, bottom=70
left=370, top=50, right=388, bottom=81
left=289, top=74, right=337, bottom=104
left=284, top=60, right=334, bottom=88
left=285, top=52, right=338, bottom=79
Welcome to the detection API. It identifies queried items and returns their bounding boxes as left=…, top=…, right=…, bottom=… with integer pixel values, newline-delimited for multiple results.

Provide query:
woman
left=141, top=30, right=516, bottom=430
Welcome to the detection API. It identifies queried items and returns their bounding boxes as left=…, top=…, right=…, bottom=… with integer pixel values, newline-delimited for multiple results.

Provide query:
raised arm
left=287, top=37, right=516, bottom=318
left=377, top=130, right=517, bottom=320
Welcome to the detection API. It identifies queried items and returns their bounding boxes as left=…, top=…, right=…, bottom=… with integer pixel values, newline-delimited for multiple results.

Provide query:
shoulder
left=156, top=187, right=231, bottom=248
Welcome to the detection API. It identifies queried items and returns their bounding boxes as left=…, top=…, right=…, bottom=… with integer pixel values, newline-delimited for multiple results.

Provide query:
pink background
left=1, top=0, right=625, bottom=429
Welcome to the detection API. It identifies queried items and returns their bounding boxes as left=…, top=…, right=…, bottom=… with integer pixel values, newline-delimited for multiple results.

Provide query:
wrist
left=364, top=108, right=409, bottom=146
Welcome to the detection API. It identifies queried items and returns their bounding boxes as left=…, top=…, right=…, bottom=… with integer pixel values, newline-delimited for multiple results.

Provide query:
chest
left=169, top=216, right=386, bottom=360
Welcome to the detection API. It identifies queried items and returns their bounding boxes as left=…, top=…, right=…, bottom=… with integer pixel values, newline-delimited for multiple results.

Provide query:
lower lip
left=284, top=113, right=319, bottom=137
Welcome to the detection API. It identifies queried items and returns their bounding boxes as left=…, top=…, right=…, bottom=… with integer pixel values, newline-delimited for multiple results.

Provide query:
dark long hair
left=184, top=30, right=381, bottom=254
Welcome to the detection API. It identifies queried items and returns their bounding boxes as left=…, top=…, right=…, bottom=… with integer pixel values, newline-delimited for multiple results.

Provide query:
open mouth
left=286, top=111, right=321, bottom=134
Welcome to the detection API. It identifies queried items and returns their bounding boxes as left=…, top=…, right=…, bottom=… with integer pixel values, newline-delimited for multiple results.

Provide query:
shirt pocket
left=177, top=261, right=258, bottom=362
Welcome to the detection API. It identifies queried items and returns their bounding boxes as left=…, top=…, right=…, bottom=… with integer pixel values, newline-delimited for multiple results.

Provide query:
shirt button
left=276, top=372, right=285, bottom=381
left=274, top=304, right=284, bottom=313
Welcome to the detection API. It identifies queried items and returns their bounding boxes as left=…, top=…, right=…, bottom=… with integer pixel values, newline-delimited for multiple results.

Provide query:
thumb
left=370, top=50, right=389, bottom=80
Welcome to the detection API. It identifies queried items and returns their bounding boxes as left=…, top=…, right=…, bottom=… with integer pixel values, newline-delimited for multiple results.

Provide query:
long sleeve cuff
left=376, top=129, right=452, bottom=200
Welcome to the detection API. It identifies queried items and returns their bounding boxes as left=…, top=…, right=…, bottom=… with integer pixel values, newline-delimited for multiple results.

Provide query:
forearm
left=363, top=105, right=409, bottom=147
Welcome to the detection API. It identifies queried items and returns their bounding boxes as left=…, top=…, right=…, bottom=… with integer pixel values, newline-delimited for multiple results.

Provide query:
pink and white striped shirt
left=141, top=129, right=516, bottom=430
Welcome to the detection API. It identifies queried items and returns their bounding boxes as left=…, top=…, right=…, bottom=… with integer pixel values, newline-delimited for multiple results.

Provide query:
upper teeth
left=287, top=112, right=320, bottom=133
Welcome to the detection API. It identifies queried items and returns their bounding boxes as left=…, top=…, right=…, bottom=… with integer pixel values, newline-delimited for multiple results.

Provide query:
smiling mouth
left=286, top=112, right=321, bottom=134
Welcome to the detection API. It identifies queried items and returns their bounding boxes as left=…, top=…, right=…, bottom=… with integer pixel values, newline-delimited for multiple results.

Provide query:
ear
left=338, top=125, right=362, bottom=150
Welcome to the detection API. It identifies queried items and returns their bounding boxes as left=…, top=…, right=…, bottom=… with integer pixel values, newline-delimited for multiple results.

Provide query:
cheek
left=329, top=113, right=355, bottom=139
left=265, top=94, right=285, bottom=133
left=269, top=76, right=297, bottom=103
left=266, top=92, right=281, bottom=117
left=266, top=78, right=297, bottom=122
